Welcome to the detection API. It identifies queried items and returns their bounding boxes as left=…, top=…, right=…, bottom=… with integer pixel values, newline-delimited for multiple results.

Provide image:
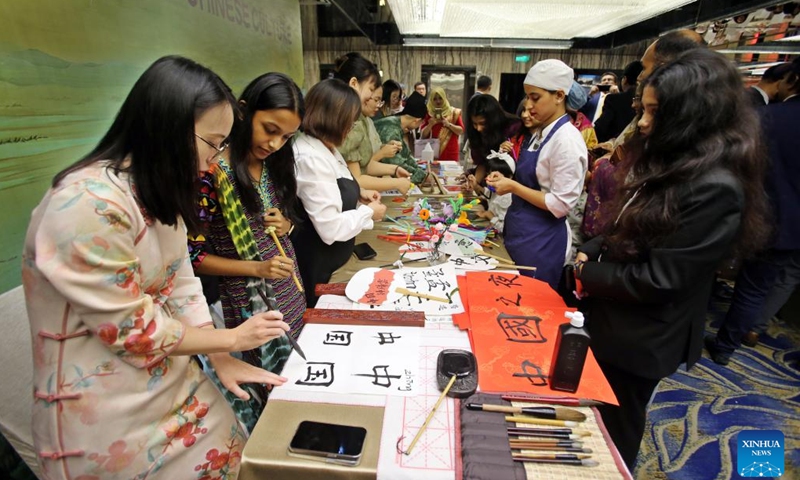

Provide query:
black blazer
left=745, top=87, right=768, bottom=107
left=578, top=168, right=744, bottom=379
left=594, top=90, right=636, bottom=143
left=759, top=96, right=800, bottom=250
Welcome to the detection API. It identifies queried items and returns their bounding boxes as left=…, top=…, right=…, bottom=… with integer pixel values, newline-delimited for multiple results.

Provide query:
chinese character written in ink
left=323, top=331, right=352, bottom=346
left=296, top=362, right=335, bottom=387
left=426, top=278, right=452, bottom=292
left=363, top=278, right=392, bottom=304
left=472, top=255, right=491, bottom=265
left=513, top=360, right=548, bottom=386
left=423, top=267, right=446, bottom=278
left=496, top=292, right=522, bottom=307
left=354, top=365, right=402, bottom=388
left=402, top=272, right=419, bottom=290
left=375, top=332, right=401, bottom=345
left=488, top=274, right=522, bottom=288
left=451, top=257, right=467, bottom=267
left=497, top=313, right=546, bottom=343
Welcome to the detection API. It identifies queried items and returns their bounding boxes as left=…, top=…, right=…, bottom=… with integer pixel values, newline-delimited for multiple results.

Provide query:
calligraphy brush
left=256, top=283, right=307, bottom=361
left=512, top=457, right=599, bottom=467
left=508, top=439, right=584, bottom=448
left=378, top=257, right=427, bottom=268
left=505, top=416, right=581, bottom=428
left=507, top=431, right=586, bottom=441
left=467, top=403, right=586, bottom=422
left=501, top=394, right=603, bottom=407
left=511, top=444, right=592, bottom=454
left=507, top=426, right=573, bottom=435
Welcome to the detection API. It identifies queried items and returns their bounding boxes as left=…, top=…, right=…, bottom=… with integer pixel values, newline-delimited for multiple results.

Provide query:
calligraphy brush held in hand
left=256, top=283, right=307, bottom=361
left=466, top=403, right=587, bottom=422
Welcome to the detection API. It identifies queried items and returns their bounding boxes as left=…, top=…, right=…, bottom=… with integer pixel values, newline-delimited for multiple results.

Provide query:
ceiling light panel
left=387, top=0, right=447, bottom=35
left=388, top=0, right=697, bottom=40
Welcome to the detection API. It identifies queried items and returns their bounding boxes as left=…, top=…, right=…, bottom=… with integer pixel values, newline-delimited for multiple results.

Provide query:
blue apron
left=503, top=115, right=571, bottom=289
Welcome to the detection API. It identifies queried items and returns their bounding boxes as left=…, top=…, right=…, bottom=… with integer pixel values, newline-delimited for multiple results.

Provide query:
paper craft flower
left=413, top=194, right=481, bottom=259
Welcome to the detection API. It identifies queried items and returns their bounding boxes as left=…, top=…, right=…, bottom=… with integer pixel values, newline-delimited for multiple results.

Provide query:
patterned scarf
left=210, top=160, right=290, bottom=418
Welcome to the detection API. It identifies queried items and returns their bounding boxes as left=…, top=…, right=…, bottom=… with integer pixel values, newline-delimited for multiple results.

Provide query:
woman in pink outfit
left=22, top=56, right=290, bottom=480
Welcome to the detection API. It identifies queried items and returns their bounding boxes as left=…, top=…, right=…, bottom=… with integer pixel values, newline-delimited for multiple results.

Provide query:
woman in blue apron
left=292, top=79, right=387, bottom=306
left=488, top=60, right=588, bottom=289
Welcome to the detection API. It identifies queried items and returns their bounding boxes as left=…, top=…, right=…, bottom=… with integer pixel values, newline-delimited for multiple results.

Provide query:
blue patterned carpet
left=636, top=298, right=800, bottom=479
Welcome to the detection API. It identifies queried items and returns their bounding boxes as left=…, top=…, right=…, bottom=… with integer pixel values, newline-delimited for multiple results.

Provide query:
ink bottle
left=548, top=311, right=590, bottom=393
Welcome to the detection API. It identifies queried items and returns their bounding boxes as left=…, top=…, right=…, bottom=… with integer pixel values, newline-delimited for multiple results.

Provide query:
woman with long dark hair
left=291, top=79, right=386, bottom=306
left=574, top=49, right=769, bottom=469
left=465, top=94, right=521, bottom=185
left=188, top=72, right=306, bottom=432
left=22, top=56, right=290, bottom=479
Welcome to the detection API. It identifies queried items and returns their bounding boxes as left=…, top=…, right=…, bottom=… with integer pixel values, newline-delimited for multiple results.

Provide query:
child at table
left=476, top=151, right=515, bottom=231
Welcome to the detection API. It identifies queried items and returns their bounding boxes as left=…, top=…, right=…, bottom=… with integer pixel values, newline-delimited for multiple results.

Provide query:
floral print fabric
left=22, top=163, right=245, bottom=480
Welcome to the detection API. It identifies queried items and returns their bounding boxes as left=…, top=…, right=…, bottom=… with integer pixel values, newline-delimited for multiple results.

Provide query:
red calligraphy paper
left=358, top=269, right=395, bottom=305
left=465, top=272, right=617, bottom=405
left=452, top=274, right=470, bottom=330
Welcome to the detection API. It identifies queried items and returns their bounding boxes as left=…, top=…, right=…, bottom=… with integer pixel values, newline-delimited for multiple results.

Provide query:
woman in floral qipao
left=21, top=56, right=290, bottom=480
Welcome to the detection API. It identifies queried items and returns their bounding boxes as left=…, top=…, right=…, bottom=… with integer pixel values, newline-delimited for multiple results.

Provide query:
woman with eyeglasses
left=335, top=52, right=413, bottom=194
left=22, top=56, right=291, bottom=479
left=291, top=79, right=386, bottom=307
left=187, top=72, right=306, bottom=433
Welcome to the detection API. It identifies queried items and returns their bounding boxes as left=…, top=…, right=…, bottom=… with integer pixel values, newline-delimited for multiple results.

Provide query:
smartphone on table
left=353, top=242, right=377, bottom=260
left=287, top=420, right=367, bottom=466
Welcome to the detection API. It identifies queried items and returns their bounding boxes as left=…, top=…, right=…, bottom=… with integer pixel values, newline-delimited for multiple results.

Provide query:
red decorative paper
left=359, top=269, right=395, bottom=305
left=465, top=272, right=618, bottom=405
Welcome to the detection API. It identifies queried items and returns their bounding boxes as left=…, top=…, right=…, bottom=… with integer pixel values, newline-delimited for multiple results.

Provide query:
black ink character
left=354, top=365, right=402, bottom=388
left=296, top=362, right=335, bottom=387
left=375, top=332, right=401, bottom=345
left=422, top=268, right=446, bottom=278
left=496, top=292, right=522, bottom=307
left=472, top=255, right=491, bottom=265
left=513, top=360, right=548, bottom=386
left=323, top=331, right=352, bottom=346
left=488, top=274, right=522, bottom=288
left=497, top=313, right=546, bottom=343
left=452, top=257, right=468, bottom=267
left=426, top=278, right=452, bottom=292
left=402, top=272, right=419, bottom=290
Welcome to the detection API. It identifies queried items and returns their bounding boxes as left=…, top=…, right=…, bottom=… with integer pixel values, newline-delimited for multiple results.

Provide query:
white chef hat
left=524, top=59, right=574, bottom=94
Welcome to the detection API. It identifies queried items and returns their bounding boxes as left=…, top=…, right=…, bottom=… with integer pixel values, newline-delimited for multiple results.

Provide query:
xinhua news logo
left=737, top=430, right=784, bottom=478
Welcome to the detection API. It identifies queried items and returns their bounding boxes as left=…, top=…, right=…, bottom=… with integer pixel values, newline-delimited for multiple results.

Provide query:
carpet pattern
left=636, top=299, right=800, bottom=479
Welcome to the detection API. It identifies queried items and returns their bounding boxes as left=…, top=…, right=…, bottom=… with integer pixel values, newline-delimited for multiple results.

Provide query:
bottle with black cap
left=548, top=311, right=590, bottom=393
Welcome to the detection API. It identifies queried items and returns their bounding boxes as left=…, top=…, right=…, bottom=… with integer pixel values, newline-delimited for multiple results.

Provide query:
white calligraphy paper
left=279, top=325, right=420, bottom=397
left=345, top=265, right=465, bottom=314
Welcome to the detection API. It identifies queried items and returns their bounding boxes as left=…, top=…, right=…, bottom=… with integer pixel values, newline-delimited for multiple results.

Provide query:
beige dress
left=22, top=163, right=245, bottom=480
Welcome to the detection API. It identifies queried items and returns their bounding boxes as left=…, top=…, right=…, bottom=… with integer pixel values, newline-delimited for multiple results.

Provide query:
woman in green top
left=373, top=91, right=429, bottom=185
left=336, top=64, right=414, bottom=193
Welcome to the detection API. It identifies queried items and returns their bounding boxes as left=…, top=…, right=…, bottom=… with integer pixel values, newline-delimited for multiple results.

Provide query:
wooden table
left=239, top=188, right=627, bottom=480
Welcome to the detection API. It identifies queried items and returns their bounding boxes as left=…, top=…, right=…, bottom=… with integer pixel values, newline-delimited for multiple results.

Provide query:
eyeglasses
left=370, top=97, right=385, bottom=107
left=195, top=133, right=229, bottom=155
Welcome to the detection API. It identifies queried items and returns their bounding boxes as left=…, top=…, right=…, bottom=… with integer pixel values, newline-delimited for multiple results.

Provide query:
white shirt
left=525, top=115, right=588, bottom=218
left=293, top=133, right=374, bottom=245
left=484, top=187, right=512, bottom=231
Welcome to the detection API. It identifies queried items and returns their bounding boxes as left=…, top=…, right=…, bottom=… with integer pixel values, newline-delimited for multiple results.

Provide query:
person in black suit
left=594, top=61, right=643, bottom=142
left=706, top=58, right=800, bottom=363
left=744, top=62, right=795, bottom=107
left=573, top=49, right=769, bottom=470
